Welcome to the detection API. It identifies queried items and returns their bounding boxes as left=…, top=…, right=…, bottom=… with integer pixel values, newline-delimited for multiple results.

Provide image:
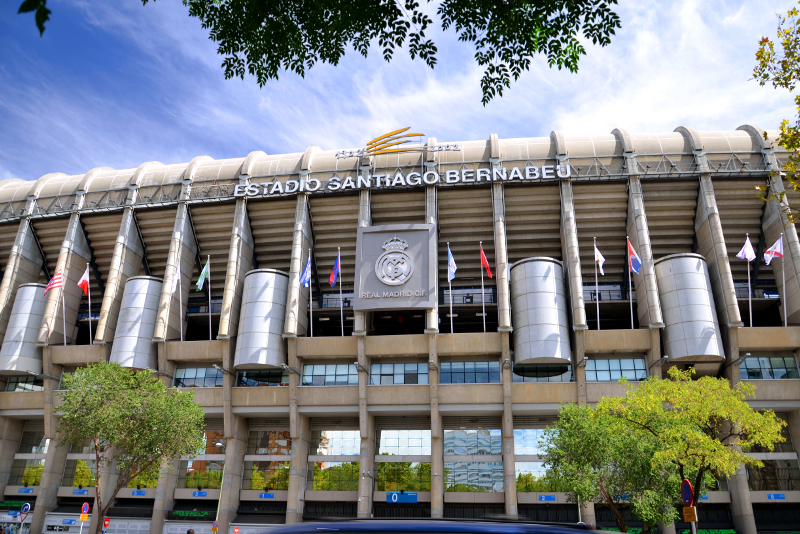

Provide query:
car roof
left=268, top=520, right=590, bottom=534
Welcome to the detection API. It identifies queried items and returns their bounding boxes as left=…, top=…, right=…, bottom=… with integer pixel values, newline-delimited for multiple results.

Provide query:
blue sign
left=21, top=503, right=30, bottom=514
left=767, top=493, right=786, bottom=500
left=8, top=511, right=19, bottom=517
left=681, top=479, right=693, bottom=506
left=192, top=491, right=208, bottom=497
left=131, top=490, right=146, bottom=496
left=258, top=493, right=274, bottom=499
left=386, top=492, right=417, bottom=503
left=538, top=495, right=556, bottom=502
left=81, top=503, right=90, bottom=514
left=699, top=494, right=709, bottom=501
left=62, top=519, right=76, bottom=525
left=18, top=488, right=33, bottom=494
left=73, top=489, right=88, bottom=496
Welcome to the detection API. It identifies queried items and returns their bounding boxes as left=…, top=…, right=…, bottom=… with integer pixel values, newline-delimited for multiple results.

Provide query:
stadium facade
left=0, top=125, right=797, bottom=534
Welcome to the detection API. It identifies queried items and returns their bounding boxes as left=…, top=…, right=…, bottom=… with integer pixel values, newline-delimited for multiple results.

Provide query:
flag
left=480, top=245, right=493, bottom=279
left=196, top=258, right=210, bottom=291
left=329, top=253, right=340, bottom=287
left=77, top=265, right=90, bottom=296
left=594, top=244, right=605, bottom=276
left=447, top=246, right=457, bottom=282
left=737, top=236, right=757, bottom=262
left=299, top=256, right=312, bottom=288
left=44, top=269, right=63, bottom=295
left=627, top=240, right=642, bottom=274
left=765, top=236, right=784, bottom=265
left=169, top=258, right=181, bottom=294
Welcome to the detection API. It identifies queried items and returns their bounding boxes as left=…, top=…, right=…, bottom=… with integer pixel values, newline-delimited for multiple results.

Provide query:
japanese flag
left=77, top=266, right=90, bottom=296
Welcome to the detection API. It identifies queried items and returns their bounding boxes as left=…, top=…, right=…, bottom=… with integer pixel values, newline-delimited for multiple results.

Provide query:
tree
left=58, top=362, right=205, bottom=534
left=754, top=2, right=800, bottom=219
left=597, top=367, right=786, bottom=511
left=18, top=0, right=621, bottom=105
left=539, top=403, right=682, bottom=534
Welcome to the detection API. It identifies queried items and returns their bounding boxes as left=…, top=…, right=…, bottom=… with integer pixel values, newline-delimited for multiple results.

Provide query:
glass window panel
left=440, top=372, right=451, bottom=383
left=586, top=359, right=596, bottom=370
left=183, top=368, right=197, bottom=379
left=586, top=370, right=597, bottom=381
left=620, top=359, right=634, bottom=370
left=451, top=362, right=464, bottom=372
left=610, top=370, right=622, bottom=380
left=597, top=371, right=611, bottom=381
left=489, top=372, right=500, bottom=383
left=609, top=360, right=621, bottom=371
left=596, top=360, right=610, bottom=371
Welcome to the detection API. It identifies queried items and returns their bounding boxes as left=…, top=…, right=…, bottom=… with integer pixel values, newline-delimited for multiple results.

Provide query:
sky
left=0, top=0, right=797, bottom=181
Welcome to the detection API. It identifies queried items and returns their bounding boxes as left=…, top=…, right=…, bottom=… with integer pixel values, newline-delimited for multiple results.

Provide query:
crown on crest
left=383, top=236, right=409, bottom=251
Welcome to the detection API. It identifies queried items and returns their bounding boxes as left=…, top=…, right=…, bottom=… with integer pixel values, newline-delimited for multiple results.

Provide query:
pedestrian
left=187, top=530, right=194, bottom=534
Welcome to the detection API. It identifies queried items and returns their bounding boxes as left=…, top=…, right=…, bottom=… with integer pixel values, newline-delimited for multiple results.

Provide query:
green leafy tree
left=312, top=462, right=360, bottom=491
left=72, top=460, right=97, bottom=487
left=19, top=0, right=621, bottom=105
left=21, top=462, right=44, bottom=487
left=598, top=368, right=786, bottom=510
left=754, top=2, right=800, bottom=218
left=58, top=362, right=205, bottom=534
left=539, top=403, right=682, bottom=534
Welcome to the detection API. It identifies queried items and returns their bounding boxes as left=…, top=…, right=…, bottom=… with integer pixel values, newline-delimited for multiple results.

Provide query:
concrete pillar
left=626, top=176, right=664, bottom=328
left=283, top=194, right=312, bottom=338
left=218, top=196, right=254, bottom=341
left=286, top=339, right=310, bottom=524
left=36, top=210, right=92, bottom=346
left=150, top=457, right=181, bottom=534
left=489, top=135, right=511, bottom=332
left=353, top=186, right=371, bottom=336
left=429, top=334, right=443, bottom=517
left=219, top=415, right=248, bottom=533
left=30, top=442, right=70, bottom=534
left=559, top=177, right=588, bottom=331
left=500, top=333, right=517, bottom=517
left=728, top=465, right=757, bottom=534
left=762, top=176, right=800, bottom=325
left=356, top=333, right=374, bottom=517
left=42, top=347, right=63, bottom=439
left=0, top=217, right=45, bottom=347
left=647, top=328, right=665, bottom=379
left=95, top=206, right=145, bottom=344
left=0, top=417, right=24, bottom=495
left=574, top=331, right=587, bottom=406
left=786, top=410, right=800, bottom=453
left=424, top=170, right=439, bottom=333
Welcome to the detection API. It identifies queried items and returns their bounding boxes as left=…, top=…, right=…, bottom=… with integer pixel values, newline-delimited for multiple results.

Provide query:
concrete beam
left=626, top=177, right=664, bottom=327
left=559, top=181, right=588, bottom=330
left=283, top=194, right=312, bottom=338
left=489, top=134, right=512, bottom=332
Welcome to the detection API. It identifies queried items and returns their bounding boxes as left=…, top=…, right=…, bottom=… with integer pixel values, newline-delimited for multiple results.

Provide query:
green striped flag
left=196, top=258, right=210, bottom=291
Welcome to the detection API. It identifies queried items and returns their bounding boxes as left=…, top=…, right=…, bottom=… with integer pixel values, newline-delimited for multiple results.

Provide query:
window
left=370, top=363, right=428, bottom=385
left=17, top=431, right=49, bottom=454
left=440, top=361, right=500, bottom=384
left=444, top=462, right=503, bottom=492
left=247, top=431, right=291, bottom=455
left=236, top=370, right=288, bottom=387
left=242, top=461, right=290, bottom=490
left=740, top=357, right=800, bottom=380
left=6, top=376, right=43, bottom=392
left=444, top=429, right=501, bottom=455
left=585, top=358, right=647, bottom=382
left=312, top=430, right=360, bottom=455
left=178, top=460, right=224, bottom=489
left=9, top=459, right=45, bottom=486
left=307, top=462, right=359, bottom=491
left=62, top=460, right=97, bottom=487
left=200, top=430, right=225, bottom=455
left=515, top=462, right=567, bottom=492
left=302, top=364, right=358, bottom=386
left=512, top=364, right=573, bottom=383
left=376, top=462, right=431, bottom=491
left=174, top=368, right=224, bottom=388
left=377, top=430, right=431, bottom=455
left=513, top=429, right=546, bottom=456
left=746, top=459, right=800, bottom=491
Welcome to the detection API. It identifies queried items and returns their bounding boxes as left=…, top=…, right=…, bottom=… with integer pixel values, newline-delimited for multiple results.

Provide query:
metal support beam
left=28, top=223, right=50, bottom=280
left=78, top=217, right=105, bottom=295
left=185, top=205, right=209, bottom=301
left=131, top=210, right=151, bottom=276
left=244, top=201, right=259, bottom=270
left=751, top=202, right=767, bottom=288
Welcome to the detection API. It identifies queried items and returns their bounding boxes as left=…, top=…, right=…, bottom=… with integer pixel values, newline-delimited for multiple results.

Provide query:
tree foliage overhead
left=19, top=0, right=621, bottom=104
left=58, top=362, right=205, bottom=534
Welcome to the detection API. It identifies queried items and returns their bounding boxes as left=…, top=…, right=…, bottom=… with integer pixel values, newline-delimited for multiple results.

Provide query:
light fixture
left=353, top=362, right=368, bottom=373
left=428, top=360, right=438, bottom=371
left=577, top=355, right=588, bottom=368
left=649, top=355, right=669, bottom=368
left=319, top=317, right=330, bottom=321
left=281, top=364, right=301, bottom=376
left=726, top=352, right=751, bottom=368
left=144, top=367, right=174, bottom=379
left=447, top=314, right=458, bottom=318
left=476, top=313, right=486, bottom=317
left=212, top=364, right=233, bottom=376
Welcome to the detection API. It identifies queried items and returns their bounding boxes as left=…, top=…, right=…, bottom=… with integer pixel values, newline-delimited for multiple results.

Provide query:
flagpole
left=338, top=247, right=343, bottom=337
left=783, top=233, right=787, bottom=328
left=627, top=238, right=633, bottom=330
left=594, top=237, right=600, bottom=331
left=207, top=255, right=212, bottom=340
left=309, top=248, right=314, bottom=338
left=448, top=242, right=454, bottom=334
left=480, top=241, right=486, bottom=333
left=87, top=263, right=93, bottom=345
left=747, top=233, right=753, bottom=327
left=178, top=264, right=184, bottom=342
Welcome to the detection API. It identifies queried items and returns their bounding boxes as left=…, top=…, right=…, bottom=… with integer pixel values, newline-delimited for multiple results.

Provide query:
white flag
left=737, top=236, right=756, bottom=262
left=594, top=245, right=605, bottom=276
left=765, top=236, right=784, bottom=265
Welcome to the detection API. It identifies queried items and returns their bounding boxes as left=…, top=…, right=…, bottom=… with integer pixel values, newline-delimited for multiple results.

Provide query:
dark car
left=267, top=519, right=593, bottom=534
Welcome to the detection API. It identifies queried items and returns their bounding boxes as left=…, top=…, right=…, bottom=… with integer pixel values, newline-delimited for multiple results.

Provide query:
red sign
left=681, top=479, right=694, bottom=507
left=104, top=518, right=110, bottom=528
left=82, top=503, right=90, bottom=514
left=234, top=528, right=239, bottom=534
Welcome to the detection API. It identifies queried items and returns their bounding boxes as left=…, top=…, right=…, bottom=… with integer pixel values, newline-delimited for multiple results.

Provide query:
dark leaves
left=18, top=0, right=51, bottom=36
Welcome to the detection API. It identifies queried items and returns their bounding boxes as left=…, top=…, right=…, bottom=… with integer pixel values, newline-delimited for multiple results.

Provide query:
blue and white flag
left=628, top=239, right=642, bottom=274
left=299, top=256, right=312, bottom=288
left=447, top=246, right=457, bottom=282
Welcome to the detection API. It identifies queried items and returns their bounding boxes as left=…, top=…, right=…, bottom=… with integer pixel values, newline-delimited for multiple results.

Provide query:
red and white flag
left=44, top=269, right=63, bottom=295
left=77, top=265, right=90, bottom=296
left=765, top=236, right=784, bottom=265
left=480, top=244, right=493, bottom=279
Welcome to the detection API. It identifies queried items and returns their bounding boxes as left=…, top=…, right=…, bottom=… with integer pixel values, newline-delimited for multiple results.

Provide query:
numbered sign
left=82, top=502, right=90, bottom=514
left=386, top=492, right=417, bottom=503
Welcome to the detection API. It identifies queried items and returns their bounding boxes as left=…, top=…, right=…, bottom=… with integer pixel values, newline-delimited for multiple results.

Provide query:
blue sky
left=0, top=0, right=796, bottom=181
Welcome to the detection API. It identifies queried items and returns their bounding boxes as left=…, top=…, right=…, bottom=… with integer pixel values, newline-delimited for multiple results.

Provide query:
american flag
left=44, top=269, right=63, bottom=295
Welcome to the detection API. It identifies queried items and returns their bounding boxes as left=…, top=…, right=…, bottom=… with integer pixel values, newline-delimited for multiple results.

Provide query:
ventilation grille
left=375, top=416, right=431, bottom=430
left=248, top=418, right=290, bottom=431
left=23, top=420, right=44, bottom=432
left=442, top=416, right=501, bottom=430
left=512, top=415, right=558, bottom=429
left=311, top=417, right=359, bottom=430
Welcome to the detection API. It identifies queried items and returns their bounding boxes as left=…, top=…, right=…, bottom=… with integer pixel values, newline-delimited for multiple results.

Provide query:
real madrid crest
left=375, top=236, right=415, bottom=286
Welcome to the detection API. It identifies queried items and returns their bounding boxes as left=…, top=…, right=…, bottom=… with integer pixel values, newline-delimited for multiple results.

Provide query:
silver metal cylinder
left=654, top=253, right=724, bottom=362
left=109, top=276, right=162, bottom=369
left=234, top=269, right=289, bottom=369
left=510, top=257, right=571, bottom=364
left=0, top=283, right=47, bottom=374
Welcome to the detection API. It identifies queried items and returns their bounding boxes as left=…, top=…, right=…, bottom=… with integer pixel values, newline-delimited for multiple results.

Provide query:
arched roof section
left=611, top=128, right=635, bottom=153
left=737, top=124, right=772, bottom=150
left=674, top=126, right=704, bottom=152
left=550, top=131, right=568, bottom=156
left=301, top=146, right=322, bottom=172
left=241, top=151, right=268, bottom=176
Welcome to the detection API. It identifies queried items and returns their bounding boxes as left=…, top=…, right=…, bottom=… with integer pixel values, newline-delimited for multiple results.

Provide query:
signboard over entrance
left=354, top=224, right=436, bottom=311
